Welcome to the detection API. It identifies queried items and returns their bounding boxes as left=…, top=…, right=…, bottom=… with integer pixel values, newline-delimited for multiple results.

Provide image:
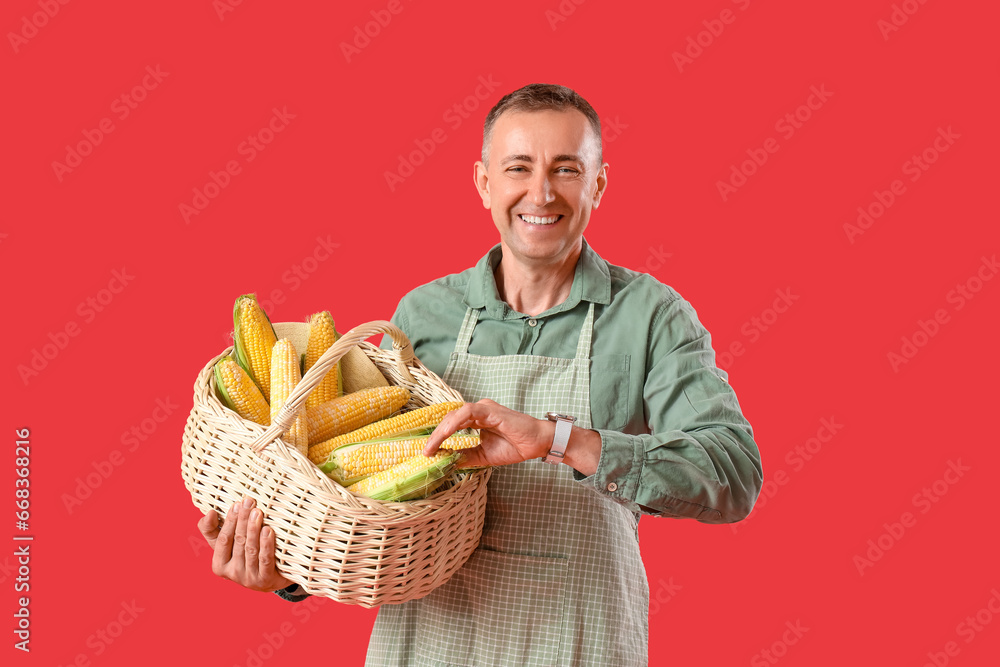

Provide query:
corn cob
left=304, top=311, right=342, bottom=409
left=270, top=338, right=308, bottom=456
left=233, top=294, right=278, bottom=402
left=306, top=386, right=410, bottom=445
left=326, top=433, right=480, bottom=483
left=214, top=358, right=270, bottom=426
left=346, top=452, right=459, bottom=501
left=308, top=401, right=464, bottom=464
left=324, top=437, right=426, bottom=485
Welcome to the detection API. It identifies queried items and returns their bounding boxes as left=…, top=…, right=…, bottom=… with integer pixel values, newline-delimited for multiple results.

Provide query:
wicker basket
left=181, top=320, right=491, bottom=608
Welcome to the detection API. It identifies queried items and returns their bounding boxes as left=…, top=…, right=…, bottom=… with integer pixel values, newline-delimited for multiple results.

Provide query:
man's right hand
left=197, top=496, right=292, bottom=592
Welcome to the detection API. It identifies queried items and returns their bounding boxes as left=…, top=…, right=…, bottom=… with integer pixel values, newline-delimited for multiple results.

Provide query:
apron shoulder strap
left=453, top=307, right=481, bottom=356
left=575, top=302, right=596, bottom=360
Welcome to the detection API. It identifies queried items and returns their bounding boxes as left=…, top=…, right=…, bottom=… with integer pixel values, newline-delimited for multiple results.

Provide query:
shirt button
left=528, top=319, right=537, bottom=327
left=607, top=482, right=618, bottom=492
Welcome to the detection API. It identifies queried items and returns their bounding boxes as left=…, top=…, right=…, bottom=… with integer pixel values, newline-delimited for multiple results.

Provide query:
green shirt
left=386, top=238, right=762, bottom=523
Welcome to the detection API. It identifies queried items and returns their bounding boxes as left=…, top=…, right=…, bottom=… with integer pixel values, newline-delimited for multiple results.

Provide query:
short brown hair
left=481, top=83, right=602, bottom=166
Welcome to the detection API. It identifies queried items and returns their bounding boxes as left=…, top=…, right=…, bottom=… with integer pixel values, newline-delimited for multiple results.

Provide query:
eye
left=556, top=167, right=579, bottom=174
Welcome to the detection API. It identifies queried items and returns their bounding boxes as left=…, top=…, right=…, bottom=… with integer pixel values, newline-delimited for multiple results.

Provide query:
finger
left=229, top=497, right=254, bottom=579
left=424, top=406, right=470, bottom=453
left=458, top=429, right=511, bottom=468
left=198, top=510, right=221, bottom=548
left=259, top=525, right=290, bottom=589
left=244, top=508, right=263, bottom=585
left=424, top=403, right=489, bottom=453
left=423, top=421, right=454, bottom=455
left=456, top=448, right=488, bottom=469
left=211, top=502, right=239, bottom=577
left=464, top=400, right=505, bottom=430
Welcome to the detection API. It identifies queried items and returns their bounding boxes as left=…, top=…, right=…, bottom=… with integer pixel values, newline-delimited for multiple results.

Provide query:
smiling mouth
left=519, top=214, right=562, bottom=225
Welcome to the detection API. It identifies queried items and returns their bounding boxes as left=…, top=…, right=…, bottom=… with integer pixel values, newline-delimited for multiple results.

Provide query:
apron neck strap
left=453, top=303, right=596, bottom=358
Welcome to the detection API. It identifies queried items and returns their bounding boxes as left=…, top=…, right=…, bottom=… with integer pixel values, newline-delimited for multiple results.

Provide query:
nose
left=527, top=170, right=555, bottom=207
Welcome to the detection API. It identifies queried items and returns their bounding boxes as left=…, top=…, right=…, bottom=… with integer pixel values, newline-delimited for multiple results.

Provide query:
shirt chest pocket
left=589, top=354, right=631, bottom=431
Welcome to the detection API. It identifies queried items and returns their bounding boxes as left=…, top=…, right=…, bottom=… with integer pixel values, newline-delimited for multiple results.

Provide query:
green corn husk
left=396, top=474, right=451, bottom=501
left=346, top=452, right=460, bottom=502
left=213, top=354, right=238, bottom=411
left=323, top=463, right=367, bottom=487
left=214, top=356, right=231, bottom=410
left=232, top=293, right=277, bottom=392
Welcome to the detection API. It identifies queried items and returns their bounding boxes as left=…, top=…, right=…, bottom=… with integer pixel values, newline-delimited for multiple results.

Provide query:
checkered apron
left=366, top=304, right=649, bottom=666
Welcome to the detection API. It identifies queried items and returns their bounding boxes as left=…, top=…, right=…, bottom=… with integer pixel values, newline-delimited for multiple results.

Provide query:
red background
left=5, top=0, right=999, bottom=665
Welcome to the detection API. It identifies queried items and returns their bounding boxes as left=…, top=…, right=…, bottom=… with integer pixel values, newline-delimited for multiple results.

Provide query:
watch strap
left=544, top=417, right=573, bottom=464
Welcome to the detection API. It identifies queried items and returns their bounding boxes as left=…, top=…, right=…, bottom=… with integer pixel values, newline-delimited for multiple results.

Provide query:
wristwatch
left=544, top=412, right=577, bottom=464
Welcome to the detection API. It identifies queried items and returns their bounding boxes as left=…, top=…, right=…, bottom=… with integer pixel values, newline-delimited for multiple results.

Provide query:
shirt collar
left=463, top=237, right=611, bottom=320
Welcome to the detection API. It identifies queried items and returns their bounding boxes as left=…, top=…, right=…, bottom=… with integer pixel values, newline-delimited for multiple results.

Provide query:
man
left=199, top=83, right=763, bottom=666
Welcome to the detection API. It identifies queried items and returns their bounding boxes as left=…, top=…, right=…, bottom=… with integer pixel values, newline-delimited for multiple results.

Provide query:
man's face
left=475, top=109, right=608, bottom=267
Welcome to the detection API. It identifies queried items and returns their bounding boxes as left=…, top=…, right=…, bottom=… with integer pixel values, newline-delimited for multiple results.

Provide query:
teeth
left=521, top=214, right=560, bottom=225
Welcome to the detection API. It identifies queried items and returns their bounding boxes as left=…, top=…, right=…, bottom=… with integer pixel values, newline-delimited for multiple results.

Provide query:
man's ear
left=593, top=162, right=609, bottom=209
left=474, top=161, right=491, bottom=209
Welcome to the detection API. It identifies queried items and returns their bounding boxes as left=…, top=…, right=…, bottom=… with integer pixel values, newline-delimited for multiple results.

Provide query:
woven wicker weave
left=181, top=320, right=490, bottom=607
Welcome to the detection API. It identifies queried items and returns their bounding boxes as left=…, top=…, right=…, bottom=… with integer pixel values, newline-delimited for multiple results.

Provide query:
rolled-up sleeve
left=576, top=296, right=763, bottom=524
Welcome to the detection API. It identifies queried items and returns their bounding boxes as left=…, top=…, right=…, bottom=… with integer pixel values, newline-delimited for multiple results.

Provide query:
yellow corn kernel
left=214, top=358, right=270, bottom=426
left=306, top=386, right=410, bottom=445
left=234, top=294, right=277, bottom=402
left=308, top=401, right=463, bottom=464
left=346, top=452, right=452, bottom=497
left=304, top=311, right=341, bottom=409
left=270, top=338, right=307, bottom=456
left=436, top=434, right=481, bottom=450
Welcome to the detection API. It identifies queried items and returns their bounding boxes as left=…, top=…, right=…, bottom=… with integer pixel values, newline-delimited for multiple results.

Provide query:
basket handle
left=250, top=320, right=416, bottom=454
